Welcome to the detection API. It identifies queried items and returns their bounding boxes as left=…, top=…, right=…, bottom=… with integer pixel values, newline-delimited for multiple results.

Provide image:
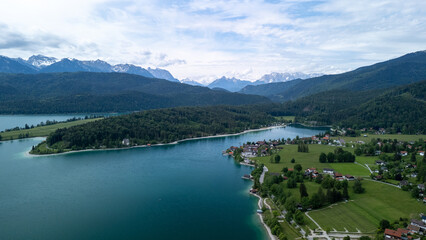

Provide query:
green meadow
left=332, top=134, right=426, bottom=143
left=308, top=180, right=426, bottom=233
left=256, top=144, right=369, bottom=177
left=0, top=118, right=102, bottom=141
left=329, top=163, right=370, bottom=177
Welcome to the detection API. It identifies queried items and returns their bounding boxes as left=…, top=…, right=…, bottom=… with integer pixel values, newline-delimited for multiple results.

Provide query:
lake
left=0, top=123, right=325, bottom=240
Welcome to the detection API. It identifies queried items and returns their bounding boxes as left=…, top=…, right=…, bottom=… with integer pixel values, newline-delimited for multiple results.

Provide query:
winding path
left=354, top=162, right=372, bottom=174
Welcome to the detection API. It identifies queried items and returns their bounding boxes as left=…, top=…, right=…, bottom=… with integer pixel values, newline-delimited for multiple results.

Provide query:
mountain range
left=0, top=54, right=324, bottom=90
left=0, top=55, right=178, bottom=82
left=206, top=72, right=322, bottom=92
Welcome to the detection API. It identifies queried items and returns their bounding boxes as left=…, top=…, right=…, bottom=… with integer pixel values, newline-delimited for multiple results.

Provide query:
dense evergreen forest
left=31, top=106, right=276, bottom=154
left=0, top=72, right=270, bottom=113
left=264, top=81, right=426, bottom=134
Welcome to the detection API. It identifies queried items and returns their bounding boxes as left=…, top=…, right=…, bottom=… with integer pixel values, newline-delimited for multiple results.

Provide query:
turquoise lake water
left=0, top=123, right=324, bottom=240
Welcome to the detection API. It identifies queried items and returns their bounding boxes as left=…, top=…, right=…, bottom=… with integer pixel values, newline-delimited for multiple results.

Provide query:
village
left=225, top=133, right=426, bottom=240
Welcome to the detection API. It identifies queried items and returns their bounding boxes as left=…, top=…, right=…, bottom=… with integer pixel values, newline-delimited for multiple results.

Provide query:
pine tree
left=300, top=183, right=308, bottom=198
left=411, top=153, right=417, bottom=162
left=319, top=152, right=327, bottom=163
left=317, top=187, right=325, bottom=206
left=353, top=179, right=365, bottom=194
left=342, top=180, right=349, bottom=199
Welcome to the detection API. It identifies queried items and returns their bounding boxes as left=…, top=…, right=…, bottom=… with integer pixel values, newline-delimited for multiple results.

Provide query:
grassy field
left=256, top=144, right=339, bottom=173
left=308, top=180, right=426, bottom=233
left=332, top=134, right=426, bottom=143
left=280, top=181, right=322, bottom=202
left=257, top=144, right=370, bottom=177
left=355, top=156, right=379, bottom=165
left=280, top=221, right=301, bottom=239
left=329, top=163, right=370, bottom=176
left=0, top=118, right=101, bottom=141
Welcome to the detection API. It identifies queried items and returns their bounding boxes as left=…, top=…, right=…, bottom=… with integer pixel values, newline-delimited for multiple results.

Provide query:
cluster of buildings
left=303, top=135, right=346, bottom=146
left=385, top=217, right=426, bottom=239
left=225, top=140, right=283, bottom=165
left=374, top=156, right=425, bottom=194
left=303, top=167, right=355, bottom=181
left=226, top=140, right=282, bottom=158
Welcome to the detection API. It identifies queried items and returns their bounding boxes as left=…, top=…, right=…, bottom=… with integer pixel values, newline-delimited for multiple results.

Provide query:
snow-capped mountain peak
left=147, top=67, right=179, bottom=82
left=27, top=55, right=58, bottom=69
left=180, top=78, right=204, bottom=86
left=255, top=72, right=323, bottom=84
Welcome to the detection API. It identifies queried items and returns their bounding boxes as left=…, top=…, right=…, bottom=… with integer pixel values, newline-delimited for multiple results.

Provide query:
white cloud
left=0, top=0, right=425, bottom=82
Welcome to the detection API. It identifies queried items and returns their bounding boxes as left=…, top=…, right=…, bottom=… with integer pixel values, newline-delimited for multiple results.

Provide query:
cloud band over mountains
left=0, top=0, right=425, bottom=82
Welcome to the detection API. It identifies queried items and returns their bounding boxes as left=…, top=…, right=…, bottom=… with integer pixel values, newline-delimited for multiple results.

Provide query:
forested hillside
left=240, top=51, right=426, bottom=101
left=274, top=81, right=426, bottom=133
left=0, top=72, right=271, bottom=113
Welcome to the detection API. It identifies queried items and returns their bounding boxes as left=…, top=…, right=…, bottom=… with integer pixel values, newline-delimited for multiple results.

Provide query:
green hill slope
left=275, top=80, right=426, bottom=133
left=240, top=51, right=426, bottom=101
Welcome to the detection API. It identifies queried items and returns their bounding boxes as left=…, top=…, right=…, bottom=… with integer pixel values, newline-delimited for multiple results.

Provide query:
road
left=259, top=165, right=268, bottom=184
left=364, top=178, right=400, bottom=188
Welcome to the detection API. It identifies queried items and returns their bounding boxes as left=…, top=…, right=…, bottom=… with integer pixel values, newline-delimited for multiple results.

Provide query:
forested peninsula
left=31, top=106, right=277, bottom=154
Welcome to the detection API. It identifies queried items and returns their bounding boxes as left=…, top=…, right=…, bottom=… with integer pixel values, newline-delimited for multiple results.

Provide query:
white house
left=122, top=138, right=130, bottom=146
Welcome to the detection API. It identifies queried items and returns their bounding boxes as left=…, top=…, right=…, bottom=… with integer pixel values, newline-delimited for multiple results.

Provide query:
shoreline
left=26, top=125, right=285, bottom=157
left=249, top=192, right=276, bottom=240
left=291, top=122, right=332, bottom=128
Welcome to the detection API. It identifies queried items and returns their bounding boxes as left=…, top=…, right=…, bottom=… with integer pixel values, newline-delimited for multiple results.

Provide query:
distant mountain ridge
left=0, top=55, right=177, bottom=81
left=205, top=72, right=322, bottom=92
left=207, top=77, right=253, bottom=92
left=254, top=72, right=322, bottom=84
left=180, top=78, right=204, bottom=86
left=147, top=67, right=179, bottom=82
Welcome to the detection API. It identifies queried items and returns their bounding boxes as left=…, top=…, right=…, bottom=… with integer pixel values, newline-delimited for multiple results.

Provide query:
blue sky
left=0, top=0, right=425, bottom=83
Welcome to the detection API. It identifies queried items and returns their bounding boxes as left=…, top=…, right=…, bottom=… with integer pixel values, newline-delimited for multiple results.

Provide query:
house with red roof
left=384, top=229, right=402, bottom=240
